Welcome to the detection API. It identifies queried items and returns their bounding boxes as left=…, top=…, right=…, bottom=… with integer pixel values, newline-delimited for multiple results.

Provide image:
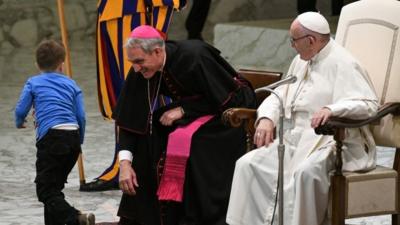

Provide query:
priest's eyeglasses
left=290, top=35, right=311, bottom=44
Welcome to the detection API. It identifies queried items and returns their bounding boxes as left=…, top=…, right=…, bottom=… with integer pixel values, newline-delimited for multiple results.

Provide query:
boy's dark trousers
left=35, top=129, right=81, bottom=225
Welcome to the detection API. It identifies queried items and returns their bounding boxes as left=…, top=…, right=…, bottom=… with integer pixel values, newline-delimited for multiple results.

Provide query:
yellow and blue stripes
left=96, top=0, right=186, bottom=119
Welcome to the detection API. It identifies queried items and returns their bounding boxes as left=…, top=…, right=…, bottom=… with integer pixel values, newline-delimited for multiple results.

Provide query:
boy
left=15, top=40, right=94, bottom=225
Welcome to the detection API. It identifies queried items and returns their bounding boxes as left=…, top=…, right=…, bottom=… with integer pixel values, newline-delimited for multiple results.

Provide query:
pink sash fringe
left=157, top=115, right=214, bottom=202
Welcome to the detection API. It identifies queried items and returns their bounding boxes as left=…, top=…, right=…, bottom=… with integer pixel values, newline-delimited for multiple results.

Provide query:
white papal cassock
left=226, top=40, right=379, bottom=225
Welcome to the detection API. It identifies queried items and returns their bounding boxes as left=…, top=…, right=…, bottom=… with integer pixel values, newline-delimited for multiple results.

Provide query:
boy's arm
left=15, top=81, right=33, bottom=128
left=75, top=90, right=86, bottom=144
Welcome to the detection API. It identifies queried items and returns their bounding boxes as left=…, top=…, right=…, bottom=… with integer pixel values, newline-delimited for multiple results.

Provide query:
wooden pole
left=57, top=0, right=72, bottom=76
left=57, top=0, right=86, bottom=186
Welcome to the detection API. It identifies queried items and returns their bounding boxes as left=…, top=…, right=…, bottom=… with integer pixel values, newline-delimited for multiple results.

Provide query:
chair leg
left=393, top=148, right=400, bottom=225
left=393, top=214, right=400, bottom=225
left=331, top=175, right=346, bottom=225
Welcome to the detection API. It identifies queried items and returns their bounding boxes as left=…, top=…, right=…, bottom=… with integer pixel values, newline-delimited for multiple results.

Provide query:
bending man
left=80, top=0, right=186, bottom=191
left=114, top=25, right=256, bottom=225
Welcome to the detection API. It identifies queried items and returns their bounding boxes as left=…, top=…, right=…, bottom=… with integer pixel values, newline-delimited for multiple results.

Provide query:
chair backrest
left=238, top=69, right=282, bottom=106
left=335, top=0, right=400, bottom=147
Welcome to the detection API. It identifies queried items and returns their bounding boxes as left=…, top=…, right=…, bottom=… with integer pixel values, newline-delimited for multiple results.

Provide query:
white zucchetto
left=297, top=12, right=330, bottom=34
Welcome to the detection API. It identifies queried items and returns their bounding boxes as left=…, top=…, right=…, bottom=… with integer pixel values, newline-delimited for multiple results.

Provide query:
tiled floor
left=0, top=31, right=395, bottom=225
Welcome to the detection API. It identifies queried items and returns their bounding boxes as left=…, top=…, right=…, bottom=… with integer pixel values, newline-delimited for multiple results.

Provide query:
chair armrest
left=315, top=102, right=400, bottom=135
left=223, top=108, right=257, bottom=151
left=314, top=102, right=400, bottom=176
left=223, top=108, right=257, bottom=132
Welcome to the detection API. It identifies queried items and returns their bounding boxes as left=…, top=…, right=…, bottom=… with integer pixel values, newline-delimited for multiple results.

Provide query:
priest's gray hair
left=124, top=38, right=165, bottom=53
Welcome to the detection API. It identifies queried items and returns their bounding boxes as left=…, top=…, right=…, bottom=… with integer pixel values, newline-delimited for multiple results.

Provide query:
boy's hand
left=17, top=120, right=27, bottom=129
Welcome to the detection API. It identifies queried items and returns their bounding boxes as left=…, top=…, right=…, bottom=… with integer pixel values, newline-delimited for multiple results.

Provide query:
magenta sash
left=157, top=115, right=214, bottom=202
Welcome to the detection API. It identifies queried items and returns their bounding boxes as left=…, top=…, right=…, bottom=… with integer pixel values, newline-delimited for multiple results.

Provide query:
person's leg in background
left=79, top=127, right=119, bottom=192
left=331, top=0, right=344, bottom=15
left=297, top=0, right=344, bottom=15
left=185, top=0, right=212, bottom=40
left=297, top=0, right=317, bottom=14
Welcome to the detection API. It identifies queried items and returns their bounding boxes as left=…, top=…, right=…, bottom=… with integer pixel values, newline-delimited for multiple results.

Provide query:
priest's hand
left=311, top=107, right=332, bottom=128
left=160, top=107, right=184, bottom=126
left=119, top=160, right=139, bottom=195
left=254, top=118, right=275, bottom=148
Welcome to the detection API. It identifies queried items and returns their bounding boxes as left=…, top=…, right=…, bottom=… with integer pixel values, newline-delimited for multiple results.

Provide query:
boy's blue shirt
left=15, top=72, right=86, bottom=143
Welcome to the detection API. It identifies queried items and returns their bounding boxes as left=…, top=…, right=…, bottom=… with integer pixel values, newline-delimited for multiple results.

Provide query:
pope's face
left=127, top=47, right=164, bottom=79
left=289, top=21, right=315, bottom=61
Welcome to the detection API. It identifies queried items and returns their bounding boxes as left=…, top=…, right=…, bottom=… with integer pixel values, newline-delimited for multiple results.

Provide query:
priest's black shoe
left=79, top=179, right=119, bottom=192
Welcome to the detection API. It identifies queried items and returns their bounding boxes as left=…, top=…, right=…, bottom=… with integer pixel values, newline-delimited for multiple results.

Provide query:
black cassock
left=113, top=40, right=256, bottom=225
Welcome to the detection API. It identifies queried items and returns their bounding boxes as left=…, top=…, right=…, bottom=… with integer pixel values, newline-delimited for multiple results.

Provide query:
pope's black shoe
left=79, top=179, right=119, bottom=192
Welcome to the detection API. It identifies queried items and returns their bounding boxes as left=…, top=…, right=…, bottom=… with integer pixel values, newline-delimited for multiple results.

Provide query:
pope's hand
left=311, top=107, right=332, bottom=128
left=254, top=118, right=275, bottom=148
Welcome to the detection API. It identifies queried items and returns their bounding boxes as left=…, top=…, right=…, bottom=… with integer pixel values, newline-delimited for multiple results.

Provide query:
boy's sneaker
left=77, top=213, right=95, bottom=225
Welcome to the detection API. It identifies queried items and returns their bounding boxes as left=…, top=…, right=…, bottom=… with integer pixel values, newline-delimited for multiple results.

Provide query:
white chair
left=317, top=0, right=400, bottom=224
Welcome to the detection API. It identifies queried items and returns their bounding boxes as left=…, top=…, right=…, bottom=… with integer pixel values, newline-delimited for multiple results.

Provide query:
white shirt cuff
left=118, top=150, right=133, bottom=162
